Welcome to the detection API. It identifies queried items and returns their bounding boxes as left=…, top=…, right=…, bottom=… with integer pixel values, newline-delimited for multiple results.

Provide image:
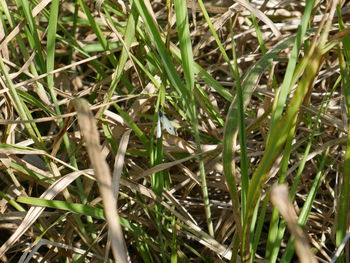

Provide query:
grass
left=0, top=0, right=350, bottom=262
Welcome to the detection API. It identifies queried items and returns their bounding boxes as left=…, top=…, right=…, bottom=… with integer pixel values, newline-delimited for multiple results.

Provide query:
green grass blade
left=133, top=0, right=188, bottom=106
left=46, top=0, right=60, bottom=112
left=336, top=40, right=350, bottom=261
left=250, top=190, right=269, bottom=263
left=17, top=196, right=105, bottom=219
left=268, top=0, right=316, bottom=138
left=174, top=0, right=214, bottom=237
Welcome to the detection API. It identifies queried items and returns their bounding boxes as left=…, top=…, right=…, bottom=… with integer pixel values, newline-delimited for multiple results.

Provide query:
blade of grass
left=0, top=191, right=26, bottom=212
left=174, top=0, right=214, bottom=237
left=17, top=197, right=105, bottom=219
left=72, top=98, right=129, bottom=263
left=250, top=189, right=269, bottom=263
left=233, top=0, right=281, bottom=38
left=46, top=0, right=60, bottom=114
left=271, top=184, right=318, bottom=263
left=336, top=35, right=350, bottom=262
left=268, top=0, right=316, bottom=141
left=280, top=148, right=329, bottom=262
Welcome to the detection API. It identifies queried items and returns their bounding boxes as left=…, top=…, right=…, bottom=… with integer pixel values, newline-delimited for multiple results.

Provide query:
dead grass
left=0, top=0, right=349, bottom=262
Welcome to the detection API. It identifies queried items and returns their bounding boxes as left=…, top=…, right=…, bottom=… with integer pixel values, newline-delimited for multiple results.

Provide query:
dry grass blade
left=72, top=98, right=129, bottom=263
left=331, top=232, right=350, bottom=263
left=112, top=129, right=131, bottom=200
left=233, top=0, right=281, bottom=38
left=0, top=147, right=46, bottom=155
left=0, top=171, right=83, bottom=258
left=271, top=184, right=318, bottom=263
left=132, top=153, right=203, bottom=180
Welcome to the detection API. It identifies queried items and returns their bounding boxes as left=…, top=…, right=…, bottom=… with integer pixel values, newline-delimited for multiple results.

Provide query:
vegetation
left=0, top=0, right=349, bottom=262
